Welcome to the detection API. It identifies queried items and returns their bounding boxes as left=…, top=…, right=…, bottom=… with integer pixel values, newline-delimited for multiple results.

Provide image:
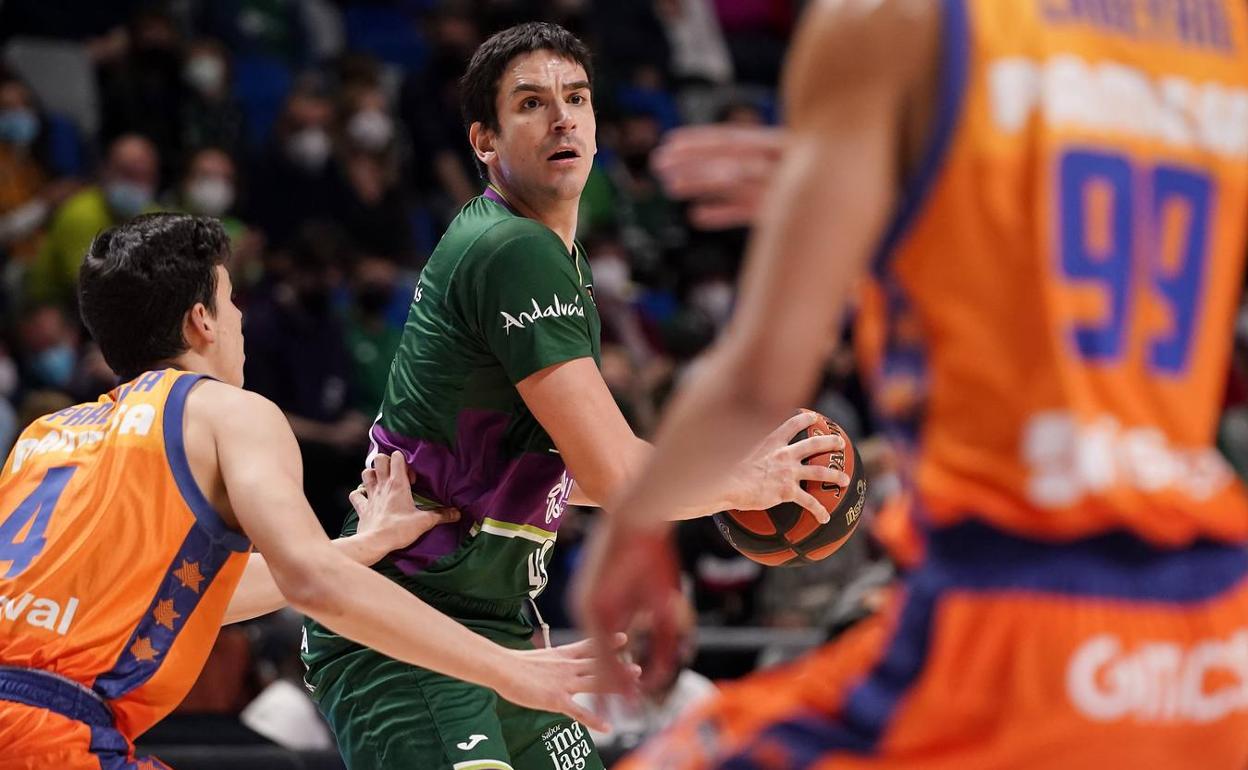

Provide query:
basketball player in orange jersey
left=577, top=0, right=1248, bottom=767
left=0, top=213, right=632, bottom=770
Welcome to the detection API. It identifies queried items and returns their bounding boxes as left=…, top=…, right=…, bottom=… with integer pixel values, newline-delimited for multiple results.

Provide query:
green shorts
left=305, top=637, right=603, bottom=770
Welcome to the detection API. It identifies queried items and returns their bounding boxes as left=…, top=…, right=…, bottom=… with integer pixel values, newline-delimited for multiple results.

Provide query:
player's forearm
left=604, top=136, right=870, bottom=529
left=571, top=438, right=737, bottom=521
left=285, top=553, right=517, bottom=692
left=601, top=346, right=795, bottom=530
left=223, top=532, right=394, bottom=624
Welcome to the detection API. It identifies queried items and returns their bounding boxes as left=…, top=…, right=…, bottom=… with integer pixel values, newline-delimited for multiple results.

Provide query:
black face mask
left=356, top=283, right=391, bottom=315
left=623, top=151, right=651, bottom=175
left=299, top=286, right=332, bottom=316
left=134, top=45, right=180, bottom=73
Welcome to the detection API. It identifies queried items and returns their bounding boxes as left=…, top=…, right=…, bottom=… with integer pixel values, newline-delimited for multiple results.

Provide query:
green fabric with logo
left=302, top=194, right=604, bottom=770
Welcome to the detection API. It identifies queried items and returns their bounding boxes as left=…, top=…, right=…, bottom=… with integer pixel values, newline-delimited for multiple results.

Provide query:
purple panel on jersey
left=370, top=409, right=570, bottom=575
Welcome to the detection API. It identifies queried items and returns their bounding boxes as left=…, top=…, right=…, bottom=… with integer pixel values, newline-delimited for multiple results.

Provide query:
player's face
left=210, top=265, right=245, bottom=387
left=488, top=51, right=596, bottom=203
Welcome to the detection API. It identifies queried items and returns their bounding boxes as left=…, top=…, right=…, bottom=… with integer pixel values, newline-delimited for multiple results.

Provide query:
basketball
left=713, top=411, right=867, bottom=567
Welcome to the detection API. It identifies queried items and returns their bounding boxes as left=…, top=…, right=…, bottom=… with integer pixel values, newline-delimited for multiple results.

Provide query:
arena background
left=3, top=1, right=1247, bottom=767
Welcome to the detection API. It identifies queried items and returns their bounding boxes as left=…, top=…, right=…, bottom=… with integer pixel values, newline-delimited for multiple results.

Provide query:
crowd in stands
left=6, top=0, right=1248, bottom=763
left=17, top=0, right=1248, bottom=758
left=1, top=0, right=882, bottom=637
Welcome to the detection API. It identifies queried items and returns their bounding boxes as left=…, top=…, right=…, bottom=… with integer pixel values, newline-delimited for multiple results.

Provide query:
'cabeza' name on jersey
left=500, top=294, right=585, bottom=335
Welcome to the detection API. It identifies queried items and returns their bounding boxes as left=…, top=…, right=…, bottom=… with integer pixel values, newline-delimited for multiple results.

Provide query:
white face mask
left=347, top=109, right=394, bottom=152
left=591, top=254, right=632, bottom=300
left=690, top=280, right=735, bottom=327
left=104, top=180, right=154, bottom=219
left=184, top=55, right=226, bottom=95
left=286, top=127, right=332, bottom=171
left=186, top=176, right=235, bottom=217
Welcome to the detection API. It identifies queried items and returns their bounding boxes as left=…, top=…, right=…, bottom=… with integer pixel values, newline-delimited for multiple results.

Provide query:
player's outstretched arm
left=199, top=382, right=630, bottom=730
left=519, top=359, right=848, bottom=521
left=222, top=474, right=459, bottom=624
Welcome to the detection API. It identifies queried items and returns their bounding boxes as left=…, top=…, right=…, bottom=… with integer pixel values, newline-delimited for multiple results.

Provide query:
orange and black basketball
left=713, top=411, right=867, bottom=567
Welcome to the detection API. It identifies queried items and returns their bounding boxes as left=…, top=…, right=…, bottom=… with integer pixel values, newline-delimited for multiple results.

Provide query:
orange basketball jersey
left=860, top=0, right=1248, bottom=545
left=0, top=369, right=249, bottom=740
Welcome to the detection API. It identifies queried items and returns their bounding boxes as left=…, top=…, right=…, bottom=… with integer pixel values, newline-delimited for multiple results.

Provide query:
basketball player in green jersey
left=302, top=21, right=849, bottom=770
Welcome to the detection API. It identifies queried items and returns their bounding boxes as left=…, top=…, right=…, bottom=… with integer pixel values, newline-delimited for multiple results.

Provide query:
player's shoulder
left=454, top=206, right=568, bottom=276
left=185, top=378, right=286, bottom=432
left=472, top=213, right=563, bottom=260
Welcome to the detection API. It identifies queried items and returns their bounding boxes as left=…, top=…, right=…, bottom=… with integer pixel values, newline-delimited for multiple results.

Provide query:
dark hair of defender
left=78, top=213, right=229, bottom=380
left=459, top=21, right=594, bottom=178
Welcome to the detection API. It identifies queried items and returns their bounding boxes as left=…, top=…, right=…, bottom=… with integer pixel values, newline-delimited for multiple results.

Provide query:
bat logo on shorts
left=457, top=735, right=489, bottom=751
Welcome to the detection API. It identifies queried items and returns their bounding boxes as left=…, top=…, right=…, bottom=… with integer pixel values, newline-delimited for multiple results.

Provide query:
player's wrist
left=340, top=529, right=392, bottom=566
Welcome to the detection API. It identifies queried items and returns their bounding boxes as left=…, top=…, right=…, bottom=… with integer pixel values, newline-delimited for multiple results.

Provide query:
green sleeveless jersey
left=304, top=192, right=601, bottom=664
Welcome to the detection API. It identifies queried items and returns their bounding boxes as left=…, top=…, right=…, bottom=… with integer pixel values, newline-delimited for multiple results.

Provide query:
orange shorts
left=0, top=668, right=168, bottom=770
left=621, top=523, right=1248, bottom=770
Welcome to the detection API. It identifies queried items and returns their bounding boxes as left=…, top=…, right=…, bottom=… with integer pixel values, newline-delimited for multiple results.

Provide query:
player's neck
left=487, top=180, right=579, bottom=253
left=168, top=352, right=227, bottom=383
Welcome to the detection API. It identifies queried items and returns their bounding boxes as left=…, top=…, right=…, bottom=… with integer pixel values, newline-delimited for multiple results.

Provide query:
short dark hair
left=78, top=213, right=229, bottom=380
left=459, top=22, right=593, bottom=177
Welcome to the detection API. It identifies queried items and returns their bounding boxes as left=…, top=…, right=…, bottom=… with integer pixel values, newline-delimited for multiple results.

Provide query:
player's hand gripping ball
left=713, top=411, right=867, bottom=566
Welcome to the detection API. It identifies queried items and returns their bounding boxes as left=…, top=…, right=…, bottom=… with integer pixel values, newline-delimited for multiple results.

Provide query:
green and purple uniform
left=302, top=191, right=604, bottom=770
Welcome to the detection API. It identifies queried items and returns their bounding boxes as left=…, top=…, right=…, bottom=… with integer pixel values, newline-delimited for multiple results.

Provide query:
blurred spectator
left=602, top=110, right=684, bottom=270
left=246, top=84, right=340, bottom=250
left=655, top=0, right=734, bottom=123
left=191, top=0, right=314, bottom=68
left=181, top=38, right=246, bottom=157
left=344, top=256, right=404, bottom=414
left=243, top=223, right=368, bottom=533
left=399, top=5, right=482, bottom=222
left=656, top=0, right=733, bottom=87
left=711, top=0, right=794, bottom=84
left=173, top=147, right=243, bottom=236
left=718, top=97, right=766, bottom=126
left=170, top=145, right=266, bottom=284
left=66, top=342, right=117, bottom=404
left=18, top=303, right=79, bottom=393
left=0, top=0, right=138, bottom=49
left=0, top=74, right=80, bottom=266
left=333, top=83, right=415, bottom=262
left=678, top=516, right=763, bottom=626
left=26, top=133, right=160, bottom=308
left=98, top=8, right=188, bottom=174
left=588, top=3, right=671, bottom=88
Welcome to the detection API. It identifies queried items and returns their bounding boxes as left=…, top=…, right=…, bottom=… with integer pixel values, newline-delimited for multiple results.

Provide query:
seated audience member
left=0, top=74, right=79, bottom=266
left=246, top=85, right=341, bottom=250
left=181, top=38, right=245, bottom=157
left=27, top=134, right=160, bottom=307
left=243, top=223, right=367, bottom=534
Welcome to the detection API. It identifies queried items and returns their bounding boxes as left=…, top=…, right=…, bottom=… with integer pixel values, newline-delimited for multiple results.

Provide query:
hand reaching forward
left=495, top=634, right=640, bottom=733
left=349, top=450, right=460, bottom=564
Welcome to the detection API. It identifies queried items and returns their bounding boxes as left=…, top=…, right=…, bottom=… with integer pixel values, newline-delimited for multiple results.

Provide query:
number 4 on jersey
left=0, top=466, right=77, bottom=579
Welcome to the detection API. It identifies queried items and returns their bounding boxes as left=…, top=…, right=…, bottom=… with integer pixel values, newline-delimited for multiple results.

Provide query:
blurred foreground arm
left=575, top=0, right=937, bottom=692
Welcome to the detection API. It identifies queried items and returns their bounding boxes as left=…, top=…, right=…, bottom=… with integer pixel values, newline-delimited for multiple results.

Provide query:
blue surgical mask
left=0, top=109, right=39, bottom=148
left=31, top=344, right=76, bottom=388
left=104, top=181, right=153, bottom=219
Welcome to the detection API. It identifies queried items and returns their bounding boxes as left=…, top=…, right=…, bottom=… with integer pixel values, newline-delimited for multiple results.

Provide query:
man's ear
left=183, top=302, right=215, bottom=347
left=469, top=121, right=497, bottom=168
